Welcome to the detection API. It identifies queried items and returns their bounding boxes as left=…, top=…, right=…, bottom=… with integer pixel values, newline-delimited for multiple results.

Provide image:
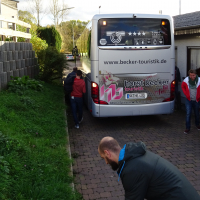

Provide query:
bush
left=37, top=47, right=66, bottom=82
left=17, top=37, right=25, bottom=42
left=8, top=76, right=43, bottom=95
left=37, top=27, right=62, bottom=52
left=30, top=30, right=48, bottom=57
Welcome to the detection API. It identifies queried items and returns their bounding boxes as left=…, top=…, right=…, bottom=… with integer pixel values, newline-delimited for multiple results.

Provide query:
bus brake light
left=163, top=80, right=176, bottom=102
left=162, top=21, right=166, bottom=25
left=91, top=82, right=108, bottom=104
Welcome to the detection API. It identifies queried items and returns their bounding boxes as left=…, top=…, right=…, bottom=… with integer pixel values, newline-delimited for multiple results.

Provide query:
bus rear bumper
left=92, top=101, right=175, bottom=117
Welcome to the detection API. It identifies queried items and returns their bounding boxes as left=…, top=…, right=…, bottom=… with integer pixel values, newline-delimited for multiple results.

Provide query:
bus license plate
left=125, top=93, right=148, bottom=99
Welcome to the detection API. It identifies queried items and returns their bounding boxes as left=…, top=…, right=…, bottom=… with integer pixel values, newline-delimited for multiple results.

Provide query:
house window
left=187, top=47, right=200, bottom=76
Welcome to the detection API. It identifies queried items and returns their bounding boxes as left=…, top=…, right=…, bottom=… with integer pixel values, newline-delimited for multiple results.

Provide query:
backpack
left=64, top=75, right=75, bottom=94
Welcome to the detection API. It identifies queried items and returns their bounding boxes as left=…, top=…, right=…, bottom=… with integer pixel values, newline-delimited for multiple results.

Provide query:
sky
left=17, top=0, right=200, bottom=26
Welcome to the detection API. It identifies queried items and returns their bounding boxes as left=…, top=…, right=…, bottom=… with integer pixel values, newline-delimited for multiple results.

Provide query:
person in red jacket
left=181, top=69, right=200, bottom=134
left=71, top=70, right=86, bottom=129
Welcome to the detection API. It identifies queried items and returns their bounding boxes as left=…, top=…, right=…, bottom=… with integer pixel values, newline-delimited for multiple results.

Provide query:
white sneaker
left=79, top=117, right=83, bottom=124
left=75, top=124, right=79, bottom=129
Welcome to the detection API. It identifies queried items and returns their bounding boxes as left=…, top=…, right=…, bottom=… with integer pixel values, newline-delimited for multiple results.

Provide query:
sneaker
left=184, top=129, right=190, bottom=134
left=79, top=117, right=83, bottom=124
left=75, top=124, right=79, bottom=129
left=196, top=126, right=200, bottom=130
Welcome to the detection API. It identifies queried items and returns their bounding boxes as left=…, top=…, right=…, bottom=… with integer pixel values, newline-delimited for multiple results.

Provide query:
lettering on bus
left=124, top=79, right=169, bottom=87
left=103, top=59, right=167, bottom=65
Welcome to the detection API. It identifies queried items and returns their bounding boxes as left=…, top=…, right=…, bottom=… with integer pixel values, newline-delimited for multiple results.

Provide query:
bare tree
left=27, top=0, right=47, bottom=26
left=49, top=0, right=70, bottom=26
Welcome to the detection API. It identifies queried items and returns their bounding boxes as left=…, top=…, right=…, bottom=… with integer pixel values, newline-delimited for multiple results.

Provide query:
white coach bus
left=76, top=13, right=175, bottom=117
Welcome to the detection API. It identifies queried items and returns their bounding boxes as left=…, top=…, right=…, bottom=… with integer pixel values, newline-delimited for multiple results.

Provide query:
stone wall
left=0, top=41, right=39, bottom=91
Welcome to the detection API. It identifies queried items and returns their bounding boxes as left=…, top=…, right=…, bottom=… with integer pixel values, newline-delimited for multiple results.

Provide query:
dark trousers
left=185, top=98, right=200, bottom=130
left=70, top=96, right=83, bottom=125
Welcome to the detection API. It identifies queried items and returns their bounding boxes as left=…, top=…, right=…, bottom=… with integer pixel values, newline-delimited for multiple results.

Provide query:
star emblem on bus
left=128, top=32, right=132, bottom=36
left=142, top=31, right=145, bottom=36
left=133, top=32, right=137, bottom=36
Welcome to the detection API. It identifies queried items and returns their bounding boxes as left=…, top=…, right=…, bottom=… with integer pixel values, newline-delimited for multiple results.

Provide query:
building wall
left=1, top=3, right=18, bottom=19
left=174, top=34, right=200, bottom=102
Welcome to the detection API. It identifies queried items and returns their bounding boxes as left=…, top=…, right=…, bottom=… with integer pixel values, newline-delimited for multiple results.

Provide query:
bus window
left=98, top=18, right=171, bottom=46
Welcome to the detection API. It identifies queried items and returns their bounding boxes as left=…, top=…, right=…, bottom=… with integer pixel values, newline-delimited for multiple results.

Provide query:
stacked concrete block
left=16, top=60, right=21, bottom=69
left=12, top=51, right=18, bottom=60
left=28, top=50, right=32, bottom=58
left=25, top=58, right=29, bottom=67
left=0, top=51, right=7, bottom=62
left=7, top=71, right=13, bottom=82
left=0, top=42, right=38, bottom=90
left=21, top=59, right=25, bottom=68
left=7, top=51, right=13, bottom=61
left=20, top=42, right=25, bottom=51
left=0, top=72, right=7, bottom=89
left=3, top=62, right=10, bottom=72
left=27, top=66, right=31, bottom=77
left=10, top=60, right=16, bottom=71
left=0, top=62, right=3, bottom=73
left=13, top=69, right=19, bottom=77
left=5, top=42, right=10, bottom=51
left=9, top=42, right=15, bottom=51
left=18, top=51, right=23, bottom=60
left=15, top=42, right=20, bottom=51
left=23, top=50, right=29, bottom=59
left=0, top=41, right=5, bottom=51
left=24, top=67, right=27, bottom=76
left=31, top=51, right=35, bottom=58
left=29, top=58, right=32, bottom=66
left=19, top=68, right=24, bottom=77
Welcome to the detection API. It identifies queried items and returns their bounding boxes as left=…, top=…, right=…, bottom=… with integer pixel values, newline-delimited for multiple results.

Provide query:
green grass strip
left=0, top=83, right=81, bottom=200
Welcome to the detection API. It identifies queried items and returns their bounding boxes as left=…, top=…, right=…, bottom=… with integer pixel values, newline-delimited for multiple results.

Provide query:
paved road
left=66, top=60, right=200, bottom=200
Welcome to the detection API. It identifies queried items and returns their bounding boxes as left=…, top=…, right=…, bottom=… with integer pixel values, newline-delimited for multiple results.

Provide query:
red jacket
left=71, top=78, right=86, bottom=98
left=181, top=77, right=200, bottom=102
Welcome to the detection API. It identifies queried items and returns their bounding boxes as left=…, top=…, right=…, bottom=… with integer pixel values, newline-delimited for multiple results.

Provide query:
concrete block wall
left=0, top=41, right=39, bottom=91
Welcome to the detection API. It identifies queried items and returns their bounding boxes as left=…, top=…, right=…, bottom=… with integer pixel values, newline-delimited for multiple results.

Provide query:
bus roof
left=92, top=13, right=172, bottom=20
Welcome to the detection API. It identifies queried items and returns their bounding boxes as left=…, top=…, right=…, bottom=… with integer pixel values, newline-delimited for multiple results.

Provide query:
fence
left=0, top=41, right=38, bottom=91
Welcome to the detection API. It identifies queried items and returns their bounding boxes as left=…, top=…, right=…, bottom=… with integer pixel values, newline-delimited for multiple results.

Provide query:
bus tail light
left=163, top=80, right=176, bottom=102
left=91, top=82, right=108, bottom=104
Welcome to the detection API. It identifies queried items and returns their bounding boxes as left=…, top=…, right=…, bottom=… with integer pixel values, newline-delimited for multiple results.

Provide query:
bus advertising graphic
left=99, top=71, right=170, bottom=105
left=106, top=31, right=125, bottom=44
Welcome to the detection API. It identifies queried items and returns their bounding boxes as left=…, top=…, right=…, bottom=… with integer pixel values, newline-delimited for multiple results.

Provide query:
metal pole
left=179, top=0, right=181, bottom=15
left=72, top=23, right=74, bottom=48
left=99, top=6, right=101, bottom=14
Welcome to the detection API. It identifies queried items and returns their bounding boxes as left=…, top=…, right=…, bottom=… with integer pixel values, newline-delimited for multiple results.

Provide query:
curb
left=64, top=102, right=75, bottom=196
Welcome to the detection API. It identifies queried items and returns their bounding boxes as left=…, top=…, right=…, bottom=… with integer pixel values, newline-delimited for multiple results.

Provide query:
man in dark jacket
left=67, top=67, right=77, bottom=79
left=64, top=67, right=77, bottom=104
left=98, top=137, right=200, bottom=200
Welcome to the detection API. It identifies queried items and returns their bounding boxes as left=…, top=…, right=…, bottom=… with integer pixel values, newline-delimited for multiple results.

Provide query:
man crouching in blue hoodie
left=98, top=137, right=200, bottom=200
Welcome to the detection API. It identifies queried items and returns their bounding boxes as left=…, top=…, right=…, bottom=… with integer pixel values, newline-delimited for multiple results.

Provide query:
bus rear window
left=98, top=18, right=171, bottom=46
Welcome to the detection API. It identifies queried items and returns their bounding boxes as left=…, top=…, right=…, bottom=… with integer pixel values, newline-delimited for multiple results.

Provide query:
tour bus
left=76, top=13, right=175, bottom=117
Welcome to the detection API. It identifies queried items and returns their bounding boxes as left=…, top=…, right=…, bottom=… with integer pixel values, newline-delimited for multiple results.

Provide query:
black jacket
left=117, top=142, right=200, bottom=200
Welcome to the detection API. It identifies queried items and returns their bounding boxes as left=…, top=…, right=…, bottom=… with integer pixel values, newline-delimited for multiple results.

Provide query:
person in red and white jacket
left=181, top=69, right=200, bottom=134
left=70, top=70, right=86, bottom=129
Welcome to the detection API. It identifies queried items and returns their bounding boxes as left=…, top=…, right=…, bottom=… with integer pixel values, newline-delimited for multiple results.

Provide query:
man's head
left=98, top=137, right=121, bottom=171
left=73, top=67, right=77, bottom=72
left=76, top=70, right=82, bottom=78
left=188, top=69, right=197, bottom=81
